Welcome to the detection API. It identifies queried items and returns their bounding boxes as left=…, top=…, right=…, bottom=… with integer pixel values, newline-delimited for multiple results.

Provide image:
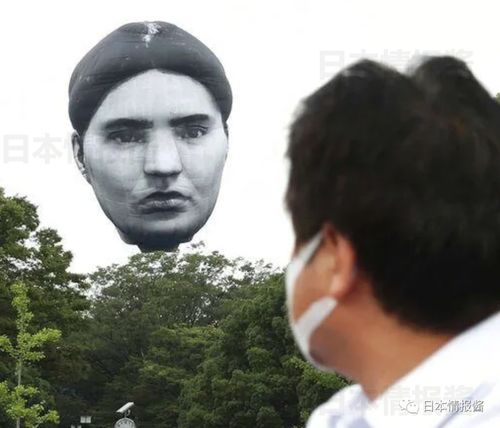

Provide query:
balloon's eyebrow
left=102, top=115, right=213, bottom=131
left=103, top=118, right=153, bottom=131
left=168, top=114, right=212, bottom=127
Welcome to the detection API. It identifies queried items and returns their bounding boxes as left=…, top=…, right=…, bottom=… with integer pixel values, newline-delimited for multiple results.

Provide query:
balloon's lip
left=137, top=190, right=190, bottom=214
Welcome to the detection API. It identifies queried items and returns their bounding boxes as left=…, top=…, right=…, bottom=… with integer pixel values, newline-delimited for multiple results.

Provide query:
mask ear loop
left=297, top=231, right=323, bottom=265
left=294, top=296, right=338, bottom=357
left=285, top=231, right=323, bottom=305
left=285, top=231, right=339, bottom=371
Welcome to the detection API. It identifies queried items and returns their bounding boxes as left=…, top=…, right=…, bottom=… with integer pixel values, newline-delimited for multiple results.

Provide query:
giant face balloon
left=68, top=22, right=232, bottom=251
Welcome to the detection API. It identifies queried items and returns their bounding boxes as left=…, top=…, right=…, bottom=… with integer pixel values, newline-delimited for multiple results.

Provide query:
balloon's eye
left=107, top=130, right=147, bottom=144
left=175, top=125, right=208, bottom=140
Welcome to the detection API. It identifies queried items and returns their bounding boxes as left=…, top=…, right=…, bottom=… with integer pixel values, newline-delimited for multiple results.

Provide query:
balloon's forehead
left=94, top=69, right=218, bottom=120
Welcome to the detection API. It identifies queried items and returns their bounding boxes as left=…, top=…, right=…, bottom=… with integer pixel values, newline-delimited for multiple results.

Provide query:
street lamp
left=115, top=402, right=136, bottom=428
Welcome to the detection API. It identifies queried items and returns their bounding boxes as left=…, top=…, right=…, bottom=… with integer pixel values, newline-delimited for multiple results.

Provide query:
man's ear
left=321, top=223, right=358, bottom=300
left=71, top=131, right=90, bottom=184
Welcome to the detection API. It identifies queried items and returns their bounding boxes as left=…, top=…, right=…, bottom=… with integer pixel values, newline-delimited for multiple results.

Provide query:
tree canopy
left=0, top=188, right=349, bottom=427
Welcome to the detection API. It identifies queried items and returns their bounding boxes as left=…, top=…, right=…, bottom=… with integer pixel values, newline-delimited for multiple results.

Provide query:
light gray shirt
left=307, top=311, right=500, bottom=427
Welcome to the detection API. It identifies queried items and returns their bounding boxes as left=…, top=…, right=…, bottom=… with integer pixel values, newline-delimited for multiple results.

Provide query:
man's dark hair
left=286, top=57, right=500, bottom=333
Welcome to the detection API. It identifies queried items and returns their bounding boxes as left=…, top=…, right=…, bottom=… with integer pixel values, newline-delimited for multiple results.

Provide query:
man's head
left=69, top=22, right=232, bottom=251
left=285, top=57, right=500, bottom=371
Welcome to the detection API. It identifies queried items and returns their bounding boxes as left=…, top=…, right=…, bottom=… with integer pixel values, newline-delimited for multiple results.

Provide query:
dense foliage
left=0, top=189, right=348, bottom=427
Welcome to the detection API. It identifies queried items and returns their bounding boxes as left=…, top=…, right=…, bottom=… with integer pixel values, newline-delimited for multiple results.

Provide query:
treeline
left=0, top=189, right=348, bottom=427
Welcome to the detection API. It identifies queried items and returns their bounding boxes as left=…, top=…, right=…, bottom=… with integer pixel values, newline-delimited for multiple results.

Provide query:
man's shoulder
left=306, top=384, right=364, bottom=428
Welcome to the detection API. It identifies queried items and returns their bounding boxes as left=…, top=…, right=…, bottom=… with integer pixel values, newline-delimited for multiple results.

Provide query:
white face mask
left=285, top=232, right=337, bottom=370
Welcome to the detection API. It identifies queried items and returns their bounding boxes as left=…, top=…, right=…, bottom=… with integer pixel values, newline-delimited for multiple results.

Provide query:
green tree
left=80, top=247, right=246, bottom=427
left=0, top=282, right=61, bottom=427
left=0, top=188, right=90, bottom=426
left=177, top=267, right=348, bottom=428
left=79, top=247, right=348, bottom=428
left=0, top=187, right=350, bottom=427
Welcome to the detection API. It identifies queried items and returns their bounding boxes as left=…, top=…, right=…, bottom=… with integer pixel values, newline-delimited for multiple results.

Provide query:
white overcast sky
left=0, top=0, right=499, bottom=273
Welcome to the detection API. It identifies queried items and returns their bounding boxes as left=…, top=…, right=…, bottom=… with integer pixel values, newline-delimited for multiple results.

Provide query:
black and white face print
left=70, top=22, right=232, bottom=252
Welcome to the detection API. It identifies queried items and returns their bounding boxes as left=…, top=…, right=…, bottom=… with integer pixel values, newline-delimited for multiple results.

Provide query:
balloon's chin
left=137, top=242, right=181, bottom=253
left=115, top=226, right=193, bottom=252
